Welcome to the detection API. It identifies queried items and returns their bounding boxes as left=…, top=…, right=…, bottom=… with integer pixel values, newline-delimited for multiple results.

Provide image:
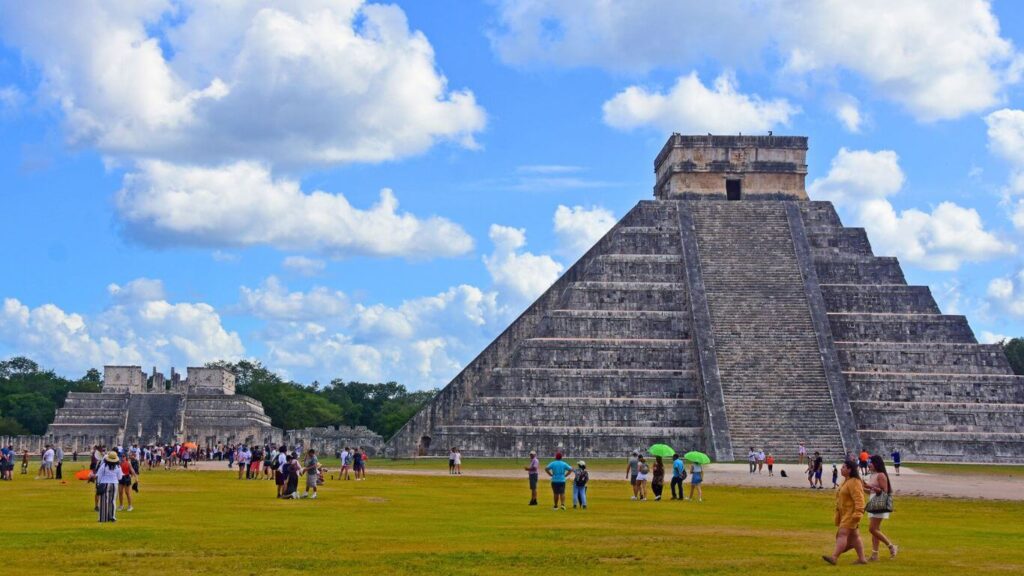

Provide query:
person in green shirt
left=544, top=453, right=574, bottom=510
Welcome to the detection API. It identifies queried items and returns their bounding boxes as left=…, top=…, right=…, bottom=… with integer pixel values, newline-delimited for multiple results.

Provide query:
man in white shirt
left=340, top=447, right=351, bottom=480
left=41, top=445, right=55, bottom=479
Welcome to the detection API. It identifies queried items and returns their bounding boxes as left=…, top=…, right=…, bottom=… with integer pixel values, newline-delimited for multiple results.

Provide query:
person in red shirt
left=859, top=450, right=870, bottom=476
left=117, top=455, right=139, bottom=512
left=766, top=453, right=776, bottom=477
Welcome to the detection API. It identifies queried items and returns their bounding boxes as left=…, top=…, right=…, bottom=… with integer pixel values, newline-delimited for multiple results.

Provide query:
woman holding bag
left=865, top=455, right=898, bottom=560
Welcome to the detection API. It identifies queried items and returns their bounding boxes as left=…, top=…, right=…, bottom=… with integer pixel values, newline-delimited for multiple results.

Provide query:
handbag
left=866, top=491, right=893, bottom=514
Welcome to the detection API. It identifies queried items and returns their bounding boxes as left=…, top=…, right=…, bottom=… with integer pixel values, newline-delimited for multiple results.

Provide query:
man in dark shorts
left=524, top=450, right=539, bottom=506
left=813, top=451, right=824, bottom=489
left=353, top=447, right=364, bottom=480
left=891, top=448, right=901, bottom=476
left=545, top=452, right=573, bottom=510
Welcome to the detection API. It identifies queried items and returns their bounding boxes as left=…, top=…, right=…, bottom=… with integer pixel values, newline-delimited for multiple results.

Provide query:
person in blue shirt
left=890, top=449, right=901, bottom=476
left=671, top=454, right=686, bottom=499
left=544, top=452, right=574, bottom=510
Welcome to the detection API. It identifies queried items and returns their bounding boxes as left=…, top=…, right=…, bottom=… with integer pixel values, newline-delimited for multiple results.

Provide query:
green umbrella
left=648, top=444, right=675, bottom=458
left=683, top=451, right=711, bottom=465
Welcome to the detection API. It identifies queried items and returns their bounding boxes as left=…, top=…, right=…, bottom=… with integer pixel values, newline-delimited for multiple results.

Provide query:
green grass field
left=5, top=464, right=1023, bottom=575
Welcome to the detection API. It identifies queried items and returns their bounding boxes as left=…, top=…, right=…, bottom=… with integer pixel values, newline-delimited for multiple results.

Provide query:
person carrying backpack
left=573, top=461, right=589, bottom=509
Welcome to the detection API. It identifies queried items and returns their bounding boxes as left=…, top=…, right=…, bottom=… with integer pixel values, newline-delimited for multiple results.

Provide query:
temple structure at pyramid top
left=385, top=134, right=1024, bottom=463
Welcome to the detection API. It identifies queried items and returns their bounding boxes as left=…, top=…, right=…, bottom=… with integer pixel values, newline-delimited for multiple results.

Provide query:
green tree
left=0, top=392, right=55, bottom=435
left=1001, top=338, right=1024, bottom=375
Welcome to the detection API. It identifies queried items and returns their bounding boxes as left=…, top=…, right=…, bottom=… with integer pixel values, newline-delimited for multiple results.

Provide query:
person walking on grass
left=449, top=447, right=456, bottom=475
left=340, top=447, right=351, bottom=480
left=454, top=447, right=462, bottom=475
left=525, top=450, right=539, bottom=506
left=544, top=452, right=573, bottom=510
left=823, top=460, right=867, bottom=565
left=572, top=460, right=589, bottom=509
left=626, top=450, right=639, bottom=500
left=93, top=451, right=122, bottom=522
left=832, top=464, right=839, bottom=489
left=766, top=452, right=775, bottom=477
left=813, top=451, right=825, bottom=489
left=670, top=454, right=686, bottom=500
left=688, top=460, right=704, bottom=502
left=302, top=449, right=319, bottom=499
left=39, top=444, right=55, bottom=479
left=865, top=455, right=898, bottom=561
left=890, top=448, right=901, bottom=476
left=651, top=456, right=665, bottom=501
left=117, top=453, right=138, bottom=512
left=636, top=455, right=650, bottom=501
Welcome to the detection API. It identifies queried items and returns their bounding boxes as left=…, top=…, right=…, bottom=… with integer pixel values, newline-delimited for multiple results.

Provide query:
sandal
left=889, top=544, right=899, bottom=559
left=821, top=555, right=836, bottom=565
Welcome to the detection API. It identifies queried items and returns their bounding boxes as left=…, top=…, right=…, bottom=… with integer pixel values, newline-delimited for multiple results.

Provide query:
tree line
left=0, top=356, right=437, bottom=439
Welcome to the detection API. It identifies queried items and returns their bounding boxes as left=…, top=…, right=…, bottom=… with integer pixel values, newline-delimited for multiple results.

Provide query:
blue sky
left=3, top=0, right=1024, bottom=389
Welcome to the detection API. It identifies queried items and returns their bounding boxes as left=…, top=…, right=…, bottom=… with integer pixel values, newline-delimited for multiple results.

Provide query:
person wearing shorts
left=353, top=449, right=364, bottom=480
left=545, top=452, right=573, bottom=510
left=524, top=450, right=539, bottom=506
left=274, top=445, right=288, bottom=497
left=625, top=450, right=639, bottom=500
left=340, top=447, right=351, bottom=480
left=302, top=449, right=319, bottom=499
left=688, top=461, right=704, bottom=502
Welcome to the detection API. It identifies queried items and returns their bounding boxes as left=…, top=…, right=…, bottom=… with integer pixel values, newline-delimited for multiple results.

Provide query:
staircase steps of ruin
left=688, top=200, right=848, bottom=457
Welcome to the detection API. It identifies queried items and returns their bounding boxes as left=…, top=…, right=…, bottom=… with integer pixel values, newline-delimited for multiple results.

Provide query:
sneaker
left=889, top=544, right=898, bottom=559
left=630, top=496, right=637, bottom=500
left=552, top=507, right=558, bottom=510
left=655, top=496, right=661, bottom=501
left=582, top=505, right=587, bottom=509
left=94, top=506, right=99, bottom=512
left=127, top=506, right=133, bottom=512
left=698, top=498, right=703, bottom=502
left=529, top=500, right=537, bottom=506
left=572, top=505, right=577, bottom=509
left=560, top=505, right=565, bottom=510
left=117, top=506, right=124, bottom=512
left=310, top=493, right=317, bottom=499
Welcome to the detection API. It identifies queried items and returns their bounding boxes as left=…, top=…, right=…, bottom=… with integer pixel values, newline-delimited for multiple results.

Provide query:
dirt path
left=189, top=461, right=1024, bottom=501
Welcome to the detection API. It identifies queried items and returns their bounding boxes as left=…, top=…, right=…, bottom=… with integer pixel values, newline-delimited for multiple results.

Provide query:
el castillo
left=386, top=134, right=1024, bottom=463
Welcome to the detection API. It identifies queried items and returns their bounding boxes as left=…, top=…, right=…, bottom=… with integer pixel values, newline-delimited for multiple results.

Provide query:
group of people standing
left=746, top=447, right=775, bottom=476
left=626, top=451, right=703, bottom=503
left=89, top=447, right=141, bottom=522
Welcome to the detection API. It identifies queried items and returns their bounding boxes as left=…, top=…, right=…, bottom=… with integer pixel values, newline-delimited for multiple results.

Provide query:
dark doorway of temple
left=726, top=179, right=742, bottom=200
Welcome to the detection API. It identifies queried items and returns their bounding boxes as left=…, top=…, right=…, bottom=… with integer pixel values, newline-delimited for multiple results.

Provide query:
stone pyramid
left=385, top=135, right=1024, bottom=463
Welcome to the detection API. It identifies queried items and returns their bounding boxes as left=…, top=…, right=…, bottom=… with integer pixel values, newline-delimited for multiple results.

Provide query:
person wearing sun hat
left=92, top=451, right=123, bottom=522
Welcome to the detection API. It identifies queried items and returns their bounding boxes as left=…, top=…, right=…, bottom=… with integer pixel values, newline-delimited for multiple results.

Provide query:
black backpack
left=575, top=469, right=589, bottom=486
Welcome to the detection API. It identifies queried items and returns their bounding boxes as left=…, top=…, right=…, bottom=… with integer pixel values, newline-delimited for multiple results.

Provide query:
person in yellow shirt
left=823, top=460, right=867, bottom=565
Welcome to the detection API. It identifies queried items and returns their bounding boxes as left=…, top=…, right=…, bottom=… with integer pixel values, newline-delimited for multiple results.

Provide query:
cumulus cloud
left=492, top=0, right=1022, bottom=122
left=115, top=160, right=474, bottom=258
left=832, top=96, right=864, bottom=133
left=483, top=225, right=564, bottom=303
left=602, top=72, right=797, bottom=134
left=553, top=204, right=616, bottom=259
left=237, top=277, right=503, bottom=386
left=986, top=271, right=1024, bottom=317
left=0, top=282, right=243, bottom=374
left=810, top=148, right=1014, bottom=270
left=0, top=0, right=485, bottom=167
left=282, top=256, right=326, bottom=277
left=986, top=108, right=1024, bottom=194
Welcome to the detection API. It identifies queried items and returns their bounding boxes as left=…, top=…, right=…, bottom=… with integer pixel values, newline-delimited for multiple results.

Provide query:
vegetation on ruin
left=1000, top=338, right=1024, bottom=375
left=4, top=464, right=1023, bottom=575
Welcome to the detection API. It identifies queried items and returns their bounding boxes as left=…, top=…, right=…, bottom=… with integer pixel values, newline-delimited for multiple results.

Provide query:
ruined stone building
left=12, top=365, right=384, bottom=454
left=386, top=134, right=1024, bottom=463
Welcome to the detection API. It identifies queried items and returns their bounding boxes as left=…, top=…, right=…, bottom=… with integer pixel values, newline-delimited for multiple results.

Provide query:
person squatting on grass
left=865, top=455, right=898, bottom=561
left=572, top=461, right=588, bottom=509
left=545, top=452, right=573, bottom=510
left=670, top=454, right=686, bottom=499
left=525, top=450, right=539, bottom=506
left=93, top=451, right=123, bottom=522
left=823, top=460, right=867, bottom=565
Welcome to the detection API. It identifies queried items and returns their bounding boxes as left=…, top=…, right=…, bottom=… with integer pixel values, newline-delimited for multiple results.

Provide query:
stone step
left=432, top=424, right=705, bottom=458
left=829, top=313, right=975, bottom=344
left=457, top=397, right=702, bottom=427
left=805, top=227, right=873, bottom=257
left=815, top=258, right=906, bottom=285
left=850, top=400, right=1024, bottom=432
left=483, top=367, right=699, bottom=398
left=539, top=309, right=690, bottom=339
left=605, top=227, right=682, bottom=255
left=584, top=253, right=685, bottom=283
left=562, top=281, right=687, bottom=311
left=836, top=342, right=1012, bottom=374
left=858, top=430, right=1024, bottom=463
left=512, top=338, right=693, bottom=370
left=843, top=372, right=1024, bottom=403
left=821, top=285, right=940, bottom=314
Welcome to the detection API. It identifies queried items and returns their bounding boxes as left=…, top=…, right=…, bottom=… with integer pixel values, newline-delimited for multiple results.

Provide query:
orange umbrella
left=183, top=442, right=198, bottom=450
left=74, top=469, right=92, bottom=481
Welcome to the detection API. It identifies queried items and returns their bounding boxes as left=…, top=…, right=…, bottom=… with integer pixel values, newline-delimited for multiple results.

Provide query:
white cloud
left=107, top=278, right=167, bottom=304
left=0, top=85, right=24, bottom=114
left=282, top=256, right=326, bottom=277
left=602, top=72, right=797, bottom=134
left=0, top=0, right=485, bottom=167
left=237, top=277, right=503, bottom=386
left=985, top=108, right=1024, bottom=194
left=553, top=204, right=616, bottom=259
left=810, top=148, right=1014, bottom=270
left=0, top=283, right=243, bottom=374
left=483, top=224, right=564, bottom=302
left=115, top=160, right=474, bottom=258
left=833, top=97, right=863, bottom=133
left=986, top=270, right=1024, bottom=317
left=493, top=0, right=1022, bottom=122
left=978, top=330, right=1009, bottom=344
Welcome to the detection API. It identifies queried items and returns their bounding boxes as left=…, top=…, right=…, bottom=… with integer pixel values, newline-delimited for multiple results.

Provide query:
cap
left=555, top=452, right=563, bottom=459
left=577, top=460, right=586, bottom=467
left=529, top=450, right=536, bottom=456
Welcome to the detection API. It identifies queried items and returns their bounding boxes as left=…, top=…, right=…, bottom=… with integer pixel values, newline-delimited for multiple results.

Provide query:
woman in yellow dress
left=823, top=459, right=867, bottom=565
